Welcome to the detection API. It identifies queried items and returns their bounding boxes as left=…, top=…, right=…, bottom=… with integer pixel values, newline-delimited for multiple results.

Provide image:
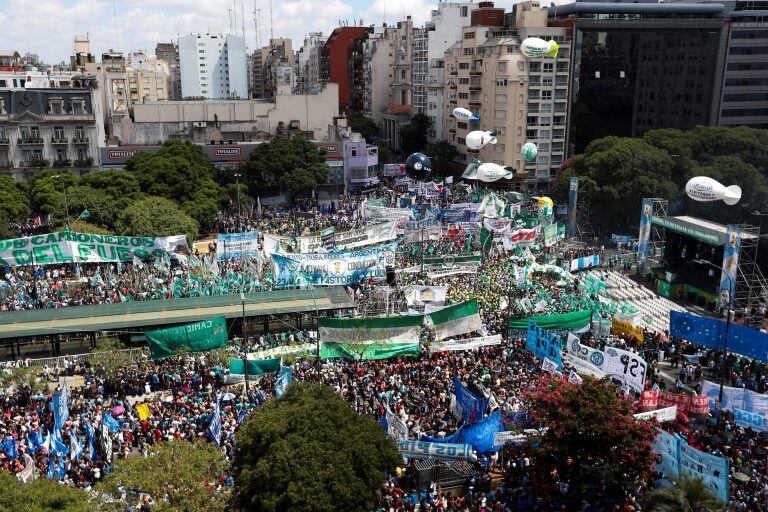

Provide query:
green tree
left=348, top=113, right=379, bottom=141
left=428, top=139, right=459, bottom=177
left=523, top=376, right=656, bottom=508
left=553, top=137, right=677, bottom=229
left=0, top=470, right=89, bottom=512
left=376, top=144, right=395, bottom=166
left=399, top=113, right=431, bottom=154
left=27, top=170, right=78, bottom=224
left=96, top=439, right=228, bottom=512
left=643, top=475, right=724, bottom=512
left=0, top=175, right=28, bottom=226
left=116, top=196, right=199, bottom=241
left=686, top=156, right=768, bottom=222
left=243, top=136, right=328, bottom=197
left=126, top=140, right=222, bottom=229
left=234, top=382, right=401, bottom=512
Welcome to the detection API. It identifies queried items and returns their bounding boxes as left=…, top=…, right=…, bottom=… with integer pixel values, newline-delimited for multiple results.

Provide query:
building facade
left=320, top=26, right=373, bottom=112
left=155, top=42, right=182, bottom=100
left=263, top=39, right=295, bottom=100
left=297, top=32, right=326, bottom=92
left=125, top=52, right=170, bottom=104
left=179, top=33, right=248, bottom=99
left=0, top=88, right=102, bottom=179
left=111, top=83, right=339, bottom=145
left=415, top=2, right=474, bottom=143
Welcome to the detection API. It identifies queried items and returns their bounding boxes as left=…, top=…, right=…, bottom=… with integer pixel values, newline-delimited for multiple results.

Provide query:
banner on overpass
left=145, top=316, right=228, bottom=359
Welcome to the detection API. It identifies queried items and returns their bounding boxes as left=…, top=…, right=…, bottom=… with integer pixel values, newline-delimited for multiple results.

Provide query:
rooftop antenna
left=233, top=0, right=237, bottom=35
left=253, top=0, right=259, bottom=49
left=269, top=0, right=274, bottom=42
left=241, top=0, right=246, bottom=38
left=257, top=9, right=262, bottom=48
left=228, top=8, right=233, bottom=35
left=111, top=0, right=121, bottom=49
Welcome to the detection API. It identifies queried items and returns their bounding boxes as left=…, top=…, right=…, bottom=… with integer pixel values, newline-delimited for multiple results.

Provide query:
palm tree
left=644, top=475, right=725, bottom=512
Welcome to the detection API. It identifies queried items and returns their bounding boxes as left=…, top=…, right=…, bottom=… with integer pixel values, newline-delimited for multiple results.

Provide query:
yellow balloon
left=537, top=196, right=554, bottom=210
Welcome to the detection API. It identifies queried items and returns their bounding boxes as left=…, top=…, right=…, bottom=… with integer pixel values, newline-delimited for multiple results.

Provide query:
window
left=459, top=77, right=469, bottom=85
left=542, top=76, right=553, bottom=86
left=529, top=62, right=541, bottom=72
left=543, top=62, right=553, bottom=72
left=457, top=122, right=467, bottom=129
left=71, top=100, right=85, bottom=114
left=494, top=110, right=506, bottom=119
left=539, top=116, right=551, bottom=126
left=495, top=94, right=507, bottom=103
left=48, top=100, right=63, bottom=115
left=54, top=126, right=65, bottom=140
left=493, top=144, right=505, bottom=153
left=497, top=62, right=507, bottom=72
left=494, top=127, right=505, bottom=135
left=506, top=45, right=516, bottom=54
left=457, top=137, right=466, bottom=145
left=76, top=148, right=88, bottom=161
left=459, top=62, right=469, bottom=70
left=541, top=90, right=552, bottom=100
left=463, top=48, right=474, bottom=56
left=461, top=6, right=468, bottom=16
left=458, top=92, right=469, bottom=99
left=496, top=78, right=507, bottom=87
left=539, top=129, right=550, bottom=139
left=55, top=148, right=67, bottom=161
left=464, top=31, right=475, bottom=39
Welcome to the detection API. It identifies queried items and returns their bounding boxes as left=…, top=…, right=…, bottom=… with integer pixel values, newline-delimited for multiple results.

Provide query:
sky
left=0, top=0, right=526, bottom=64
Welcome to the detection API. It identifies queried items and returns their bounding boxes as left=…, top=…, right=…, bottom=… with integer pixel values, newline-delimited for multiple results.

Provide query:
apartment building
left=320, top=26, right=372, bottom=112
left=125, top=51, right=170, bottom=104
left=155, top=42, right=182, bottom=100
left=297, top=32, right=326, bottom=91
left=179, top=33, right=248, bottom=99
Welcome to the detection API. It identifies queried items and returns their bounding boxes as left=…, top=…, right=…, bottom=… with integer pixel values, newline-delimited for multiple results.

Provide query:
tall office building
left=412, top=2, right=474, bottom=143
left=320, top=26, right=373, bottom=112
left=155, top=42, right=182, bottom=99
left=179, top=33, right=248, bottom=99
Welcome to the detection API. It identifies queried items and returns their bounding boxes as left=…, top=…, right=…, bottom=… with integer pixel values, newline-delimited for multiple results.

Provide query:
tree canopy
left=399, top=114, right=431, bottom=154
left=234, top=382, right=401, bottom=512
left=0, top=470, right=89, bottom=512
left=126, top=140, right=222, bottom=229
left=428, top=139, right=459, bottom=177
left=348, top=113, right=379, bottom=141
left=242, top=136, right=328, bottom=197
left=96, top=439, right=228, bottom=512
left=523, top=376, right=656, bottom=508
left=116, top=196, right=199, bottom=241
left=643, top=475, right=724, bottom=511
left=0, top=175, right=28, bottom=224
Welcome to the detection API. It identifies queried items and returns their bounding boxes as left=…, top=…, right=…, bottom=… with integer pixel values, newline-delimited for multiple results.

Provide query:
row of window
left=0, top=126, right=89, bottom=141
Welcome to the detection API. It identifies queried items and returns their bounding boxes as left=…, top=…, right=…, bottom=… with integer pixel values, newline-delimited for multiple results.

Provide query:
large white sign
left=404, top=285, right=450, bottom=307
left=565, top=334, right=647, bottom=392
left=429, top=334, right=502, bottom=353
left=634, top=406, right=678, bottom=423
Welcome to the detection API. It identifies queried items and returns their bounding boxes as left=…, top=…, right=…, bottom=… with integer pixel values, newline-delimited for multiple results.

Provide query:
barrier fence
left=3, top=348, right=148, bottom=369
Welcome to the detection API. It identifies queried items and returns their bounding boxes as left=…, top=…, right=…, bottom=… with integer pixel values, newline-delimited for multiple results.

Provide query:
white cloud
left=361, top=0, right=435, bottom=27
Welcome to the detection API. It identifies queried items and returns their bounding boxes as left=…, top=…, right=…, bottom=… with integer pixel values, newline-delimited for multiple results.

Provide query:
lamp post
left=240, top=292, right=249, bottom=393
left=51, top=175, right=70, bottom=230
left=234, top=173, right=243, bottom=233
left=693, top=259, right=734, bottom=407
left=305, top=285, right=321, bottom=379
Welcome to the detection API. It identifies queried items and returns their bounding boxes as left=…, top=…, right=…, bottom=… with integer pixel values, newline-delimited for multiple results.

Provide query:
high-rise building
left=263, top=38, right=295, bottom=100
left=320, top=26, right=373, bottom=112
left=155, top=42, right=181, bottom=99
left=549, top=1, right=728, bottom=153
left=178, top=33, right=248, bottom=99
left=125, top=51, right=170, bottom=104
left=297, top=32, right=326, bottom=92
left=715, top=0, right=768, bottom=129
left=442, top=1, right=571, bottom=190
left=413, top=2, right=474, bottom=143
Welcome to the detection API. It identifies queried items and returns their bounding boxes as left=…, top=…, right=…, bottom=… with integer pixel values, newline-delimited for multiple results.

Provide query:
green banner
left=0, top=231, right=188, bottom=267
left=427, top=299, right=483, bottom=340
left=145, top=317, right=228, bottom=359
left=543, top=223, right=557, bottom=247
left=320, top=342, right=419, bottom=360
left=508, top=309, right=592, bottom=332
left=229, top=357, right=281, bottom=375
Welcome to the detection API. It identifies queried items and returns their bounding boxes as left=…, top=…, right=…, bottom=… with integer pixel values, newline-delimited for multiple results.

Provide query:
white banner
left=493, top=431, right=527, bottom=446
left=404, top=286, right=449, bottom=307
left=386, top=410, right=409, bottom=440
left=429, top=334, right=502, bottom=353
left=262, top=233, right=290, bottom=256
left=565, top=334, right=647, bottom=392
left=426, top=268, right=478, bottom=279
left=634, top=406, right=678, bottom=423
left=334, top=222, right=398, bottom=249
left=362, top=201, right=414, bottom=221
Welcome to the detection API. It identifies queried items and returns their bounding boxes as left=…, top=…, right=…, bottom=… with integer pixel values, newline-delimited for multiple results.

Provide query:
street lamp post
left=304, top=285, right=321, bottom=379
left=51, top=175, right=71, bottom=230
left=234, top=173, right=243, bottom=233
left=240, top=292, right=249, bottom=394
left=693, top=259, right=734, bottom=407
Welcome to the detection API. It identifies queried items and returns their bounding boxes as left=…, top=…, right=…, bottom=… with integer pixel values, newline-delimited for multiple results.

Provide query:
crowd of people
left=0, top=179, right=765, bottom=511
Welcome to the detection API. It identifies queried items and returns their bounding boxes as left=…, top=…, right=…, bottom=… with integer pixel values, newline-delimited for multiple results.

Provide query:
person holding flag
left=208, top=395, right=223, bottom=446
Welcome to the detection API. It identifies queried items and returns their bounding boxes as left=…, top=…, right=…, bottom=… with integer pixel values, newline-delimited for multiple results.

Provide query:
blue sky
left=0, top=0, right=523, bottom=63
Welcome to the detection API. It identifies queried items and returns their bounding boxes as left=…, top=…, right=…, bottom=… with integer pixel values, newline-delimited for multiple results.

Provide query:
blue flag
left=52, top=429, right=69, bottom=456
left=275, top=366, right=292, bottom=397
left=452, top=377, right=489, bottom=425
left=53, top=380, right=70, bottom=430
left=57, top=457, right=66, bottom=480
left=102, top=412, right=120, bottom=433
left=26, top=434, right=37, bottom=455
left=47, top=458, right=55, bottom=480
left=69, top=432, right=82, bottom=460
left=4, top=436, right=18, bottom=458
left=208, top=397, right=222, bottom=446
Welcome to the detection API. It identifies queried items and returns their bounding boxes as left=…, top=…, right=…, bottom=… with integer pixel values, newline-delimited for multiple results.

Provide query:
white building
left=297, top=32, right=326, bottom=91
left=179, top=33, right=248, bottom=99
left=417, top=2, right=474, bottom=143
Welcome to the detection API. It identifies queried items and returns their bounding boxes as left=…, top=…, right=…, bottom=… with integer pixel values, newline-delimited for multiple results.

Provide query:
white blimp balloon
left=465, top=130, right=498, bottom=150
left=521, top=37, right=560, bottom=58
left=685, top=176, right=742, bottom=206
left=452, top=107, right=480, bottom=123
left=468, top=163, right=515, bottom=182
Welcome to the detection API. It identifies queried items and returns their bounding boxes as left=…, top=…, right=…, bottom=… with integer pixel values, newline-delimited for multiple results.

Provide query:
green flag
left=145, top=317, right=229, bottom=359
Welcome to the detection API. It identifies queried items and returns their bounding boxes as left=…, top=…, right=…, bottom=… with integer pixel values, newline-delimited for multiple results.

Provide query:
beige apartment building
left=442, top=1, right=570, bottom=190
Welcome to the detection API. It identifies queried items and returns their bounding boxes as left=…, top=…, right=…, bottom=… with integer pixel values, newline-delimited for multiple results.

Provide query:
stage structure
left=638, top=198, right=767, bottom=314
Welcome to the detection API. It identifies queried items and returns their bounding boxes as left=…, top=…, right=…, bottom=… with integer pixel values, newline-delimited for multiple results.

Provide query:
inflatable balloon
left=685, top=176, right=742, bottom=206
left=461, top=159, right=481, bottom=180
left=521, top=37, right=559, bottom=58
left=537, top=196, right=554, bottom=217
left=521, top=142, right=538, bottom=162
left=465, top=162, right=515, bottom=182
left=404, top=152, right=434, bottom=181
left=465, top=130, right=498, bottom=150
left=452, top=107, right=480, bottom=123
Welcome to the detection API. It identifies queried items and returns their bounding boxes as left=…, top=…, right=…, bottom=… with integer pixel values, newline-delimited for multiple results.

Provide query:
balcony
left=0, top=137, right=9, bottom=145
left=73, top=135, right=90, bottom=144
left=73, top=157, right=94, bottom=167
left=469, top=85, right=481, bottom=91
left=22, top=158, right=49, bottom=168
left=469, top=69, right=482, bottom=76
left=18, top=136, right=44, bottom=145
left=52, top=159, right=72, bottom=167
left=468, top=101, right=481, bottom=107
left=52, top=137, right=69, bottom=144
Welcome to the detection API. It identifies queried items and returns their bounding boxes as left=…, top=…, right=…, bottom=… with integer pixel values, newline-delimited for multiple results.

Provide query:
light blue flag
left=208, top=397, right=222, bottom=446
left=275, top=366, right=292, bottom=397
left=53, top=379, right=70, bottom=430
left=102, top=412, right=120, bottom=433
left=69, top=431, right=82, bottom=460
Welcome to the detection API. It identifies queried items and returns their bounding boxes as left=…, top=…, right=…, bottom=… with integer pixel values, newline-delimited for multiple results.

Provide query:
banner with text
left=565, top=334, right=647, bottom=392
left=216, top=231, right=260, bottom=261
left=146, top=317, right=228, bottom=360
left=700, top=380, right=768, bottom=415
left=0, top=231, right=189, bottom=267
left=429, top=334, right=502, bottom=353
left=397, top=439, right=475, bottom=461
left=270, top=242, right=396, bottom=287
left=427, top=299, right=483, bottom=341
